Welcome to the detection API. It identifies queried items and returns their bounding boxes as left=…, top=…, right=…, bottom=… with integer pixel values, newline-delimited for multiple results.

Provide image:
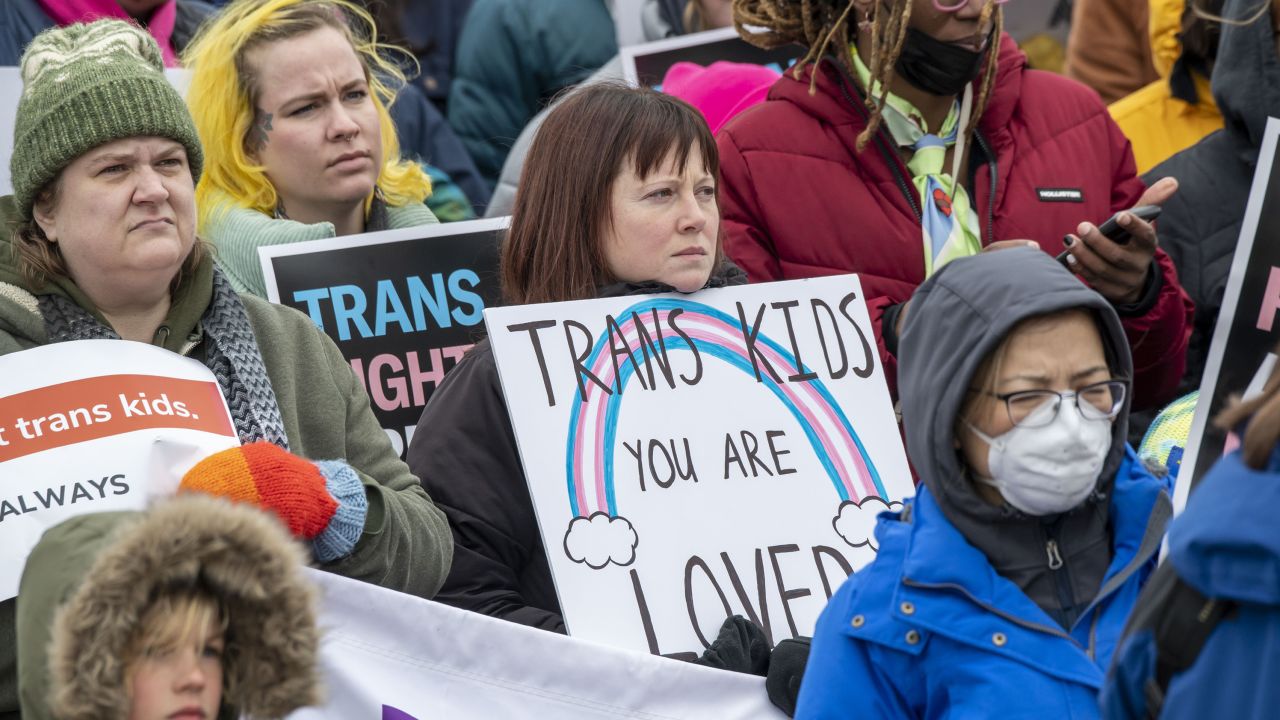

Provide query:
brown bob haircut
left=502, top=82, right=721, bottom=305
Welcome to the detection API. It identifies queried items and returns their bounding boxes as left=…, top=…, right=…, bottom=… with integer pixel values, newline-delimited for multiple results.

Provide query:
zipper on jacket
left=1085, top=605, right=1101, bottom=661
left=1046, top=539, right=1064, bottom=570
left=179, top=326, right=203, bottom=357
left=974, top=131, right=998, bottom=244
left=152, top=324, right=171, bottom=347
left=829, top=60, right=922, bottom=220
left=1042, top=520, right=1079, bottom=626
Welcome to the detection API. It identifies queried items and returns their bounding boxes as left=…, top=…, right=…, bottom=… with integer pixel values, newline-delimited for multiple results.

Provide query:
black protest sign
left=621, top=27, right=799, bottom=89
left=1179, top=121, right=1280, bottom=511
left=261, top=218, right=505, bottom=456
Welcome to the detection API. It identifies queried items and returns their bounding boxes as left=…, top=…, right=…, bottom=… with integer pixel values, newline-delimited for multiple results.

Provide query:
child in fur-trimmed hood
left=15, top=496, right=321, bottom=720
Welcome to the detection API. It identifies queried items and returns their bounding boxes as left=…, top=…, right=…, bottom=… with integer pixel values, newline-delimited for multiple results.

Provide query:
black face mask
left=894, top=26, right=989, bottom=97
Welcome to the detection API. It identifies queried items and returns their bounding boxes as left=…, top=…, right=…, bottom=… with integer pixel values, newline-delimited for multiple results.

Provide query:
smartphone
left=1056, top=205, right=1163, bottom=266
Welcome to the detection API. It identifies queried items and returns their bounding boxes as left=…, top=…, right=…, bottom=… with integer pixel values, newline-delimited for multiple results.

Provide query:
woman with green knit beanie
left=0, top=19, right=452, bottom=718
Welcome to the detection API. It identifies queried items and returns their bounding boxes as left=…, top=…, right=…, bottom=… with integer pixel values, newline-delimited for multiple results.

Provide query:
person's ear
left=32, top=194, right=58, bottom=244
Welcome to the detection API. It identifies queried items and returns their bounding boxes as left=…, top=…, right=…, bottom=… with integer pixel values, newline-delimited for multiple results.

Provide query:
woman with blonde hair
left=184, top=0, right=439, bottom=297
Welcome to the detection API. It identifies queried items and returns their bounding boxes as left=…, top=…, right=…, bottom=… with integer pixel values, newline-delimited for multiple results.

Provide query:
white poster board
left=0, top=340, right=238, bottom=599
left=485, top=275, right=913, bottom=657
left=289, top=569, right=787, bottom=720
left=0, top=67, right=191, bottom=196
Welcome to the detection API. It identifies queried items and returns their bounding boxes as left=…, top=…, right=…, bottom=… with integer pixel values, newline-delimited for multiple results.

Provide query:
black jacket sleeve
left=407, top=341, right=565, bottom=633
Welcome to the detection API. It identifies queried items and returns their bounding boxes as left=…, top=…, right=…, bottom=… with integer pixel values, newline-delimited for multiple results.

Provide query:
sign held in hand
left=0, top=340, right=239, bottom=599
left=487, top=275, right=913, bottom=657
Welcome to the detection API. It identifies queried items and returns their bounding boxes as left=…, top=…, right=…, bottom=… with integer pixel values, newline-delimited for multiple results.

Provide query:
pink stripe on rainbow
left=569, top=310, right=875, bottom=515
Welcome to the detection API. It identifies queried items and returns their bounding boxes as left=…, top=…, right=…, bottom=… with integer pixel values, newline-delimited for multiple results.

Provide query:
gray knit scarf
left=38, top=268, right=290, bottom=449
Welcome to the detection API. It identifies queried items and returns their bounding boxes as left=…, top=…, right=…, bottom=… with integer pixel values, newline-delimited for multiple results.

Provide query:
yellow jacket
left=1109, top=0, right=1223, bottom=174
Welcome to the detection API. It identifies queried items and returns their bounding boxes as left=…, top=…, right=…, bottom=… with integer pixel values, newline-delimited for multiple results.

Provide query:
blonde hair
left=183, top=0, right=430, bottom=233
left=124, top=587, right=230, bottom=689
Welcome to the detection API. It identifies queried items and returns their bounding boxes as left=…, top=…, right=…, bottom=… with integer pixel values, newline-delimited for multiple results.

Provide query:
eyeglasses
left=932, top=0, right=1010, bottom=13
left=979, top=379, right=1129, bottom=429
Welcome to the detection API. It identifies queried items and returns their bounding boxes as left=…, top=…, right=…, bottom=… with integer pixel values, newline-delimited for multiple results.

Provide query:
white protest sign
left=0, top=340, right=238, bottom=599
left=289, top=569, right=787, bottom=720
left=0, top=67, right=191, bottom=196
left=486, top=275, right=913, bottom=657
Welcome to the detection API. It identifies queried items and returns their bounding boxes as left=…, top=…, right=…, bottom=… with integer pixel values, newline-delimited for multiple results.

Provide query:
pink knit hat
left=661, top=61, right=782, bottom=135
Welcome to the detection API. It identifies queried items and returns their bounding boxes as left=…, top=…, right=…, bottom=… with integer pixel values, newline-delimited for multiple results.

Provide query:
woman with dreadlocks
left=718, top=0, right=1193, bottom=413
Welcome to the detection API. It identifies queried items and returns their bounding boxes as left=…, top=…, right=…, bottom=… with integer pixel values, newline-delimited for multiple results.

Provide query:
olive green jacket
left=0, top=196, right=452, bottom=717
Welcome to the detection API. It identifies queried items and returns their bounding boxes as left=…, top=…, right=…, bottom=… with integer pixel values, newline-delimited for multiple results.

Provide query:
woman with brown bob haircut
left=408, top=82, right=745, bottom=632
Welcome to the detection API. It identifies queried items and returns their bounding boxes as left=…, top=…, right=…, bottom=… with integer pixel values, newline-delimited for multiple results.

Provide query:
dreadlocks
left=733, top=0, right=1004, bottom=151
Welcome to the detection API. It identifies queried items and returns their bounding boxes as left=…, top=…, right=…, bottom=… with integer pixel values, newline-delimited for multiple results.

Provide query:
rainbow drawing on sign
left=560, top=298, right=892, bottom=569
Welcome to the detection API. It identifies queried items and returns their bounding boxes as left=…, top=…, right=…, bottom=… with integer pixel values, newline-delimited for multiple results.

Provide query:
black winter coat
left=407, top=265, right=748, bottom=632
left=1133, top=1, right=1280, bottom=436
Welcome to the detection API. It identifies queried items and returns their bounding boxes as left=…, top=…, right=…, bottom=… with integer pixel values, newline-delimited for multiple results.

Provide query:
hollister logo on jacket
left=1037, top=188, right=1085, bottom=202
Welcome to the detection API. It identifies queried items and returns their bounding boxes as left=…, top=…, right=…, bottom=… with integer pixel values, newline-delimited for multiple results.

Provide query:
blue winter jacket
left=796, top=447, right=1171, bottom=720
left=447, top=0, right=617, bottom=189
left=1101, top=448, right=1280, bottom=719
left=398, top=0, right=473, bottom=109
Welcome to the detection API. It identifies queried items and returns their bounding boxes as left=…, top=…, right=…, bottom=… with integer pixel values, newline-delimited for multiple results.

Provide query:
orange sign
left=0, top=374, right=235, bottom=463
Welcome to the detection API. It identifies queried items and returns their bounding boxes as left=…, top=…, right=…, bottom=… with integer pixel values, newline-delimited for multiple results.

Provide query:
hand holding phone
left=1056, top=205, right=1162, bottom=265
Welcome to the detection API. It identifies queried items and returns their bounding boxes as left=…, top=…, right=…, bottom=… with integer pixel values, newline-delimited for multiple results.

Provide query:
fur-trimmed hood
left=16, top=496, right=321, bottom=720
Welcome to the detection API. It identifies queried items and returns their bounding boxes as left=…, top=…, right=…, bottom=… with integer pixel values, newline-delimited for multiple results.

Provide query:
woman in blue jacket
left=796, top=247, right=1174, bottom=719
left=1102, top=356, right=1280, bottom=720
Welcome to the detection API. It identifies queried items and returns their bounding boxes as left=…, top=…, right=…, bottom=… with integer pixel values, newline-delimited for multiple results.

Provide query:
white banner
left=290, top=569, right=787, bottom=720
left=0, top=340, right=238, bottom=599
left=485, top=275, right=914, bottom=656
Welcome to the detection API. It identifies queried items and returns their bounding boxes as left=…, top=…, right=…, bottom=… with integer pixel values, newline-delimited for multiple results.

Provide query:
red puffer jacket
left=717, top=34, right=1193, bottom=410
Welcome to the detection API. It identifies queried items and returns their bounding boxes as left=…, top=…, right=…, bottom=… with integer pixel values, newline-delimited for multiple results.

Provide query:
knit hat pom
left=10, top=19, right=205, bottom=219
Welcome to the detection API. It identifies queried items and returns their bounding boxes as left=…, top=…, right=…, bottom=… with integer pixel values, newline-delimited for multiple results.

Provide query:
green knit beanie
left=10, top=19, right=205, bottom=219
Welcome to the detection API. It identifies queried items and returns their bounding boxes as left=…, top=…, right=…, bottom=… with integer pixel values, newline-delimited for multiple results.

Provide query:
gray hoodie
left=898, top=247, right=1135, bottom=628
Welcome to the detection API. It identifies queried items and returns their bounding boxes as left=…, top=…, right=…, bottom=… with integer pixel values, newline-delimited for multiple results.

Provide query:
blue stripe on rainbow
left=563, top=299, right=885, bottom=517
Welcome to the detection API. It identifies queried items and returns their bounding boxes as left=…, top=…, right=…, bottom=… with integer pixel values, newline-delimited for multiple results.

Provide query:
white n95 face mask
left=966, top=399, right=1113, bottom=516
